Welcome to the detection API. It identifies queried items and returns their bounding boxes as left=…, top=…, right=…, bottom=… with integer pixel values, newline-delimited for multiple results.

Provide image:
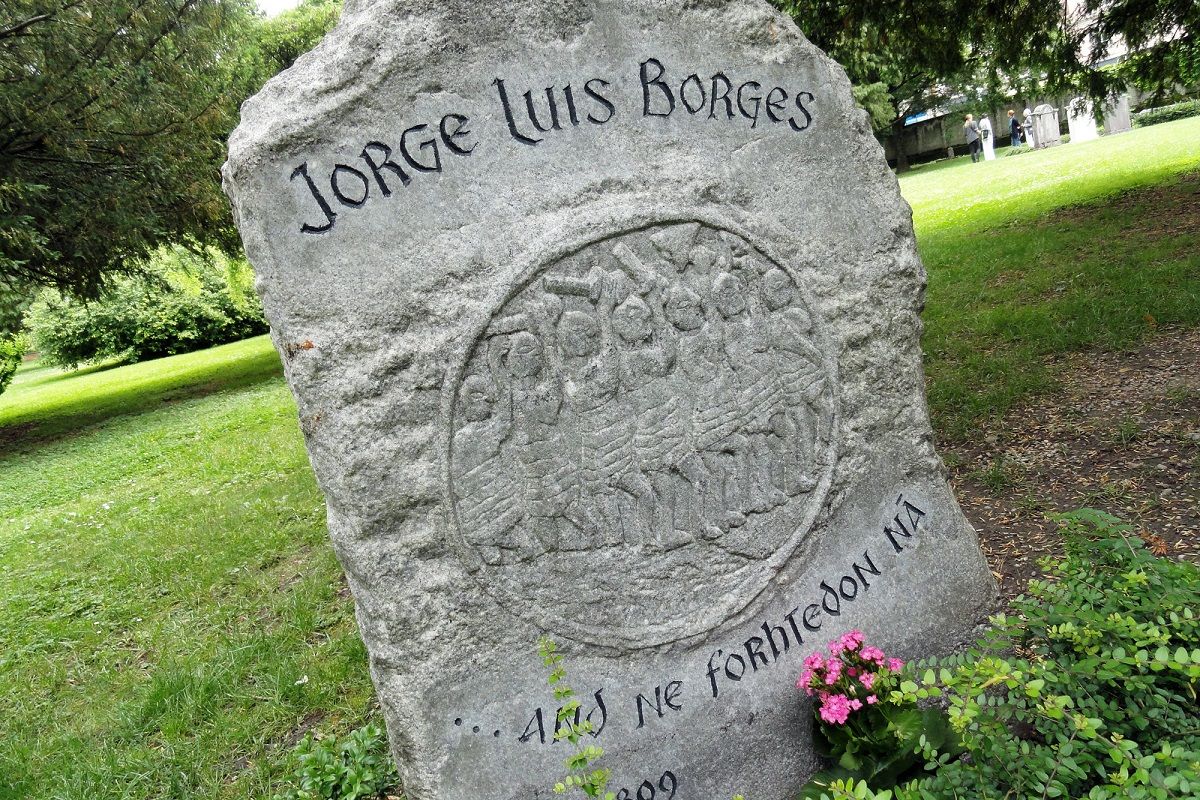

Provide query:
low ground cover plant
left=801, top=509, right=1200, bottom=800
left=274, top=723, right=398, bottom=800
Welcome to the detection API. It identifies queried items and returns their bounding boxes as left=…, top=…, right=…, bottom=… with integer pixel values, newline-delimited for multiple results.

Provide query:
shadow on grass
left=0, top=338, right=284, bottom=452
left=11, top=358, right=129, bottom=390
left=923, top=171, right=1200, bottom=441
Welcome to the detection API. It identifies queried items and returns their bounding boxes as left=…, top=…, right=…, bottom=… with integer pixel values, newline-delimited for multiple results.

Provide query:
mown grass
left=904, top=116, right=1200, bottom=438
left=0, top=116, right=1198, bottom=799
left=0, top=338, right=376, bottom=799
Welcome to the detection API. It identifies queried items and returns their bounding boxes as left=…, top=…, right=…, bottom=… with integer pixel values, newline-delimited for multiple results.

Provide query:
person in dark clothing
left=1008, top=109, right=1022, bottom=148
left=964, top=114, right=981, bottom=162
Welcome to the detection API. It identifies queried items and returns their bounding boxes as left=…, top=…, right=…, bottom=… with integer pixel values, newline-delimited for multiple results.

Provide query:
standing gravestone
left=1104, top=95, right=1133, bottom=135
left=1032, top=103, right=1061, bottom=148
left=979, top=116, right=997, bottom=160
left=1067, top=98, right=1100, bottom=144
left=223, top=1, right=996, bottom=798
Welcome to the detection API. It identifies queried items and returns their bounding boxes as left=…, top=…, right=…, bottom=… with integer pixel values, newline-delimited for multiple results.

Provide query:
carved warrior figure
left=762, top=267, right=824, bottom=496
left=554, top=291, right=647, bottom=549
left=450, top=226, right=831, bottom=559
left=452, top=362, right=522, bottom=565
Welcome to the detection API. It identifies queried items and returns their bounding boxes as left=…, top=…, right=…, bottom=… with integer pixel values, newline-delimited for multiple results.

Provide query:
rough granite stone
left=222, top=1, right=997, bottom=797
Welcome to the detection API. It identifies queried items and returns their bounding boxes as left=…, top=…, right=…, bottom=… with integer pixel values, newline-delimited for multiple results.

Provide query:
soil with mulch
left=942, top=327, right=1200, bottom=605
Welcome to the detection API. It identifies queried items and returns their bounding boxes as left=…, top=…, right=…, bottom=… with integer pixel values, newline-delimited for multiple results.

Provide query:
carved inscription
left=288, top=60, right=819, bottom=234
left=447, top=223, right=836, bottom=645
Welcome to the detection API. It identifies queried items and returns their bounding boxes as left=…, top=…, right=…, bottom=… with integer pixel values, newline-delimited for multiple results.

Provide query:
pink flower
left=849, top=698, right=863, bottom=710
left=861, top=646, right=885, bottom=665
left=859, top=672, right=875, bottom=690
left=803, top=653, right=825, bottom=670
left=828, top=639, right=844, bottom=655
left=840, top=631, right=864, bottom=651
left=818, top=694, right=853, bottom=725
left=824, top=658, right=843, bottom=684
left=888, top=658, right=904, bottom=673
left=797, top=669, right=815, bottom=695
left=866, top=694, right=878, bottom=705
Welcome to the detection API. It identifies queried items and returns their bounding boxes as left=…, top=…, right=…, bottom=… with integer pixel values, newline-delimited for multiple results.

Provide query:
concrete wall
left=878, top=99, right=1068, bottom=167
left=878, top=87, right=1174, bottom=168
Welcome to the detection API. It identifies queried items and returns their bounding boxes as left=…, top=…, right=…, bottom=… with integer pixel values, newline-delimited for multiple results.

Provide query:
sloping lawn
left=902, top=116, right=1200, bottom=438
left=0, top=117, right=1197, bottom=799
left=0, top=338, right=375, bottom=800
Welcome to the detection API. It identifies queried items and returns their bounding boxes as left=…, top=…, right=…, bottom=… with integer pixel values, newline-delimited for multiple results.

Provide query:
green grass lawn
left=0, top=338, right=376, bottom=800
left=1, top=116, right=1198, bottom=799
left=906, top=116, right=1200, bottom=437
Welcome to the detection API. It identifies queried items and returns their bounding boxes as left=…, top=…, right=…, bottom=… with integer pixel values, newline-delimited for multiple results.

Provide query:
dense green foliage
left=25, top=246, right=266, bottom=368
left=1135, top=100, right=1200, bottom=127
left=0, top=0, right=342, bottom=330
left=805, top=509, right=1200, bottom=800
left=1098, top=0, right=1200, bottom=104
left=0, top=1, right=254, bottom=299
left=0, top=333, right=23, bottom=394
left=252, top=0, right=341, bottom=75
left=777, top=0, right=1198, bottom=165
left=274, top=724, right=397, bottom=800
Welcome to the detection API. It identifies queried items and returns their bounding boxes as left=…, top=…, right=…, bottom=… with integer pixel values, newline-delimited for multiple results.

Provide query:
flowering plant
left=797, top=631, right=960, bottom=798
left=797, top=630, right=904, bottom=725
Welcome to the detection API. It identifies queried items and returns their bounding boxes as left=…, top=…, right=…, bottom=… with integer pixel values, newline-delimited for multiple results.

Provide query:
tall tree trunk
left=892, top=117, right=911, bottom=172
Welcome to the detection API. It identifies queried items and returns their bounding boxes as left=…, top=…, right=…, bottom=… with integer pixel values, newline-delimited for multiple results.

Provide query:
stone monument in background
left=1067, top=98, right=1101, bottom=144
left=223, top=1, right=996, bottom=798
left=1032, top=103, right=1062, bottom=148
left=1104, top=95, right=1134, bottom=135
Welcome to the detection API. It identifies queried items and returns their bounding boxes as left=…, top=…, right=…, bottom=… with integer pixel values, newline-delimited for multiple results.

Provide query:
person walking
left=1008, top=109, right=1022, bottom=148
left=963, top=114, right=982, bottom=163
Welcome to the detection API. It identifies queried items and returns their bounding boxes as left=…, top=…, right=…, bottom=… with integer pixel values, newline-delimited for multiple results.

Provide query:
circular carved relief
left=447, top=222, right=836, bottom=647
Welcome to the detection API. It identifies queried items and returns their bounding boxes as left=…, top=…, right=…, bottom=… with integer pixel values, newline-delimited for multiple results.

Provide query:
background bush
left=26, top=246, right=267, bottom=368
left=0, top=332, right=25, bottom=395
left=1134, top=100, right=1200, bottom=127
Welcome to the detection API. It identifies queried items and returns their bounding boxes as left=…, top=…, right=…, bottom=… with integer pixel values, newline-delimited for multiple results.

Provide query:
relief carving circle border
left=441, top=209, right=840, bottom=650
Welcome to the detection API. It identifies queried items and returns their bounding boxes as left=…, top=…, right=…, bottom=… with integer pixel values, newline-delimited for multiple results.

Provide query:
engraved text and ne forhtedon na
left=447, top=222, right=837, bottom=648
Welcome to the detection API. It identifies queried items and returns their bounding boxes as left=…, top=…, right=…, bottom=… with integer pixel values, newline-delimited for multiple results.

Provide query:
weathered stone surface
left=223, top=1, right=996, bottom=798
left=1032, top=103, right=1062, bottom=148
left=1104, top=95, right=1133, bottom=135
left=1067, top=98, right=1100, bottom=144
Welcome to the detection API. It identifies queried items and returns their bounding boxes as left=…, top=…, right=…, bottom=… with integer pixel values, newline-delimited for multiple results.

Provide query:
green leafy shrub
left=0, top=332, right=25, bottom=395
left=274, top=723, right=399, bottom=800
left=539, top=637, right=615, bottom=799
left=1134, top=100, right=1200, bottom=127
left=26, top=245, right=267, bottom=368
left=811, top=509, right=1200, bottom=799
